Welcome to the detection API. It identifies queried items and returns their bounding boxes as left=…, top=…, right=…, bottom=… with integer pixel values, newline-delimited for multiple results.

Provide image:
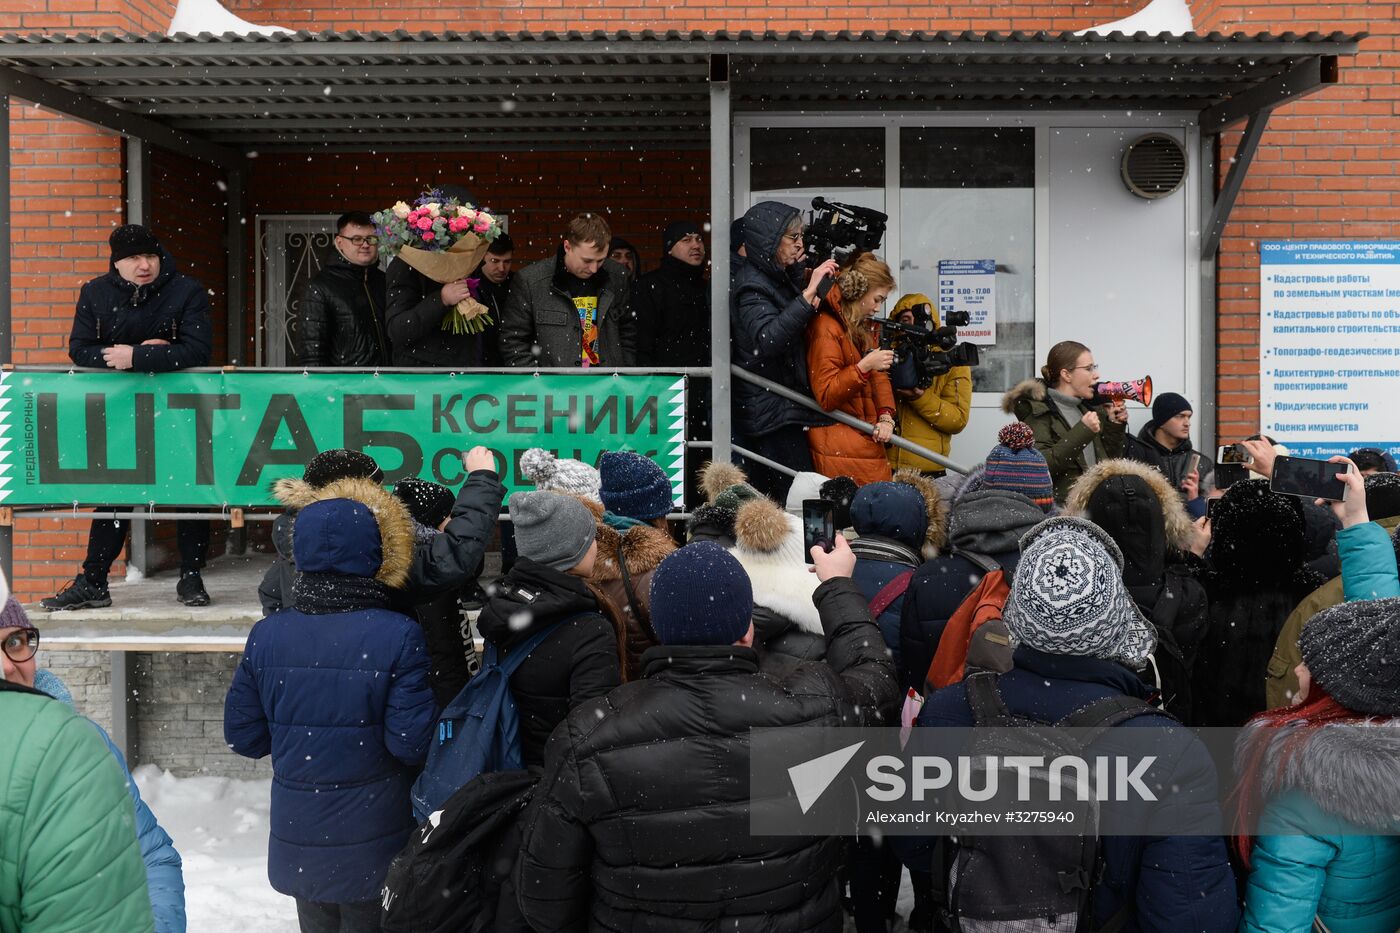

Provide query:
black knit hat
left=1365, top=472, right=1400, bottom=521
left=303, top=449, right=383, bottom=488
left=109, top=224, right=161, bottom=263
left=1300, top=596, right=1400, bottom=715
left=393, top=478, right=455, bottom=529
left=663, top=220, right=703, bottom=255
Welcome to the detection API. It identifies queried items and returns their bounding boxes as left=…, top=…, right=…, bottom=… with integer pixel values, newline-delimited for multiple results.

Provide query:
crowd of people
left=8, top=199, right=1400, bottom=933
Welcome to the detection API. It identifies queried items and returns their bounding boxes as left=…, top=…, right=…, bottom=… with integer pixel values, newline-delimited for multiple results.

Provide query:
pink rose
left=416, top=217, right=433, bottom=231
left=472, top=219, right=491, bottom=233
left=421, top=231, right=435, bottom=242
left=448, top=217, right=469, bottom=233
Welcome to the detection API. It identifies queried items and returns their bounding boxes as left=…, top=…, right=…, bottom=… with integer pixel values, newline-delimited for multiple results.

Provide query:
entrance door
left=255, top=215, right=339, bottom=366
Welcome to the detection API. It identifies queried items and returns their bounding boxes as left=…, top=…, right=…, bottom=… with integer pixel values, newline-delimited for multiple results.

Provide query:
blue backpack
left=411, top=620, right=564, bottom=821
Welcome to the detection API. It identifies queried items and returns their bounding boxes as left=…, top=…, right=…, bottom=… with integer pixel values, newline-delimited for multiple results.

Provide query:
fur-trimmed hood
left=1001, top=377, right=1049, bottom=415
left=593, top=520, right=677, bottom=584
left=279, top=475, right=413, bottom=589
left=893, top=468, right=949, bottom=557
left=1064, top=458, right=1194, bottom=552
left=1239, top=718, right=1400, bottom=831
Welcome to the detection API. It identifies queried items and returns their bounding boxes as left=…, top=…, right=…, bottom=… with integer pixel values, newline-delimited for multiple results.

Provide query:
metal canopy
left=0, top=29, right=1363, bottom=152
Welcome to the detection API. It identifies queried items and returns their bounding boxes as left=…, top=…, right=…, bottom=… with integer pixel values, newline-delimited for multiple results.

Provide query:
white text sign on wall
left=1260, top=240, right=1400, bottom=460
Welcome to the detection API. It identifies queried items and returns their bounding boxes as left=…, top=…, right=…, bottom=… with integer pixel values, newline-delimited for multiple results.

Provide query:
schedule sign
left=1259, top=241, right=1400, bottom=460
left=937, top=259, right=997, bottom=345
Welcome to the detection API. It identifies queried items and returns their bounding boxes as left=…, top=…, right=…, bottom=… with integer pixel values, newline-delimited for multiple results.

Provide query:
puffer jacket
left=385, top=257, right=497, bottom=368
left=1194, top=481, right=1329, bottom=727
left=1, top=681, right=155, bottom=933
left=475, top=558, right=623, bottom=768
left=1002, top=377, right=1126, bottom=503
left=591, top=517, right=676, bottom=679
left=805, top=306, right=896, bottom=485
left=897, top=479, right=1042, bottom=691
left=498, top=250, right=636, bottom=368
left=35, top=670, right=185, bottom=933
left=886, top=294, right=972, bottom=475
left=911, top=648, right=1240, bottom=933
left=224, top=487, right=437, bottom=904
left=731, top=201, right=830, bottom=438
left=69, top=245, right=213, bottom=371
left=1064, top=458, right=1211, bottom=722
left=1266, top=517, right=1400, bottom=708
left=299, top=255, right=389, bottom=366
left=1239, top=720, right=1400, bottom=933
left=514, top=577, right=899, bottom=933
left=634, top=253, right=710, bottom=367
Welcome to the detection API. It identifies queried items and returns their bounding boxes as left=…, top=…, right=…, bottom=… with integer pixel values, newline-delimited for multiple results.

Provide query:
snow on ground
left=133, top=765, right=918, bottom=932
left=133, top=765, right=298, bottom=933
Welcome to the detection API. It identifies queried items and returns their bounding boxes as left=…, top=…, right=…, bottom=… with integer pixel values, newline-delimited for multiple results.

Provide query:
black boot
left=41, top=574, right=112, bottom=611
left=177, top=571, right=211, bottom=607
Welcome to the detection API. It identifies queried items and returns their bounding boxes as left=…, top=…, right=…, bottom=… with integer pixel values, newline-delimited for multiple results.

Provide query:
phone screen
left=1270, top=456, right=1350, bottom=501
left=1218, top=444, right=1252, bottom=465
left=802, top=499, right=835, bottom=565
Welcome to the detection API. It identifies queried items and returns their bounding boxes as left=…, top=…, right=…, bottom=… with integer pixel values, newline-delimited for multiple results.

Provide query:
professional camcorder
left=803, top=197, right=888, bottom=298
left=875, top=303, right=980, bottom=391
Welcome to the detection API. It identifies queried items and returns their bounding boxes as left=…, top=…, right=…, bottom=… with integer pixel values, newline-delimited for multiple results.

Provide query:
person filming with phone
left=1003, top=340, right=1127, bottom=503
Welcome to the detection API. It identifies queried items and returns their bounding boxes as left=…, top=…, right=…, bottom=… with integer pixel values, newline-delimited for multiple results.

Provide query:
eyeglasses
left=337, top=234, right=380, bottom=247
left=782, top=232, right=805, bottom=244
left=2, top=629, right=38, bottom=664
left=1071, top=363, right=1101, bottom=373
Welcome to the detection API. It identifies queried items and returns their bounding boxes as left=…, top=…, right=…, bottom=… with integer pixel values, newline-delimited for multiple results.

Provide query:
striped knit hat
left=984, top=423, right=1055, bottom=510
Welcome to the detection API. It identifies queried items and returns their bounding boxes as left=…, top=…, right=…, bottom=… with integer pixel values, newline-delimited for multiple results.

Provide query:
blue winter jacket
left=34, top=669, right=186, bottom=933
left=850, top=480, right=930, bottom=668
left=851, top=551, right=915, bottom=666
left=224, top=497, right=438, bottom=904
left=1337, top=520, right=1400, bottom=602
left=905, top=647, right=1240, bottom=933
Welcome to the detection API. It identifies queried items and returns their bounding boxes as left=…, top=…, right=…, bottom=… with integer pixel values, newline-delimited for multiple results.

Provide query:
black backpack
left=942, top=673, right=1165, bottom=933
left=382, top=769, right=537, bottom=933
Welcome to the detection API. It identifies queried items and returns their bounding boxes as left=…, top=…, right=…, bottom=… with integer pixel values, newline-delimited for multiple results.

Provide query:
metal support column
left=124, top=137, right=151, bottom=578
left=226, top=168, right=246, bottom=364
left=1199, top=133, right=1220, bottom=453
left=708, top=55, right=732, bottom=464
left=0, top=94, right=11, bottom=587
left=108, top=650, right=137, bottom=763
left=1201, top=110, right=1269, bottom=261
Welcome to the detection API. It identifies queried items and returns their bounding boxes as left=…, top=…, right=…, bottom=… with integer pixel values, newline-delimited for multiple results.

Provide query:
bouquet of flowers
left=373, top=190, right=504, bottom=335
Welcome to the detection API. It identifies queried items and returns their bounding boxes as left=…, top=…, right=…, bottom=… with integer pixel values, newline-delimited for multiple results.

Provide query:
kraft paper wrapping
left=398, top=235, right=492, bottom=324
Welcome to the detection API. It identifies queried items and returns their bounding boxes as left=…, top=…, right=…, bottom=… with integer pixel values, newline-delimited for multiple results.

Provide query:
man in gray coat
left=499, top=213, right=637, bottom=368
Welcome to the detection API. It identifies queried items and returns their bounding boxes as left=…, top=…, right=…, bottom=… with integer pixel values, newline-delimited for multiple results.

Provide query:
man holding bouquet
left=500, top=213, right=637, bottom=368
left=384, top=184, right=500, bottom=368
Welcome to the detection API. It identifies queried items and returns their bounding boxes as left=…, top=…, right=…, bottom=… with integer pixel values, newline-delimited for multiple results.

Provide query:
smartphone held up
left=1270, top=455, right=1353, bottom=503
left=802, top=499, right=835, bottom=565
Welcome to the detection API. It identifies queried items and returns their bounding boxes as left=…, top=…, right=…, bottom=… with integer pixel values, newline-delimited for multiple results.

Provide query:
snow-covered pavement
left=133, top=766, right=298, bottom=933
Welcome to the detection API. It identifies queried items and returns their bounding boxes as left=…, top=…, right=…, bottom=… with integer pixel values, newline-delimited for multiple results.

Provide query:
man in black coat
left=470, top=231, right=515, bottom=340
left=43, top=224, right=214, bottom=610
left=385, top=184, right=499, bottom=368
left=515, top=536, right=898, bottom=932
left=298, top=211, right=389, bottom=367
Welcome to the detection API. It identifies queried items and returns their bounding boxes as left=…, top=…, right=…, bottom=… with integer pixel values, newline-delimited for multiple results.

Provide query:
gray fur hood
left=1238, top=718, right=1400, bottom=831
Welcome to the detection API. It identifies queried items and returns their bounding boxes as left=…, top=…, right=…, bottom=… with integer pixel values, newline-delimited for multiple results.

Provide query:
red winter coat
left=806, top=309, right=895, bottom=485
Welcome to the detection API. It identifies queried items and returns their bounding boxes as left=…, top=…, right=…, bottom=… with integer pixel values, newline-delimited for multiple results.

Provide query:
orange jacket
left=805, top=309, right=895, bottom=486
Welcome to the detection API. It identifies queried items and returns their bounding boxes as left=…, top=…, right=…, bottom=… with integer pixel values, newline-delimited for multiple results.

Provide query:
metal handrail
left=730, top=365, right=970, bottom=476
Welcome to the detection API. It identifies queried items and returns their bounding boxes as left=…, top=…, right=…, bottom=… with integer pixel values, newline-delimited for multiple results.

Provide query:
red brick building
left=0, top=0, right=1388, bottom=599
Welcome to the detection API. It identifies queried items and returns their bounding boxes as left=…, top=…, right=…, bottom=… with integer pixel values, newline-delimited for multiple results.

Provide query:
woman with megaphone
left=1001, top=340, right=1128, bottom=503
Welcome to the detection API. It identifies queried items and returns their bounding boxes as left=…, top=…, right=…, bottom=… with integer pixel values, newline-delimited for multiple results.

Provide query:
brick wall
left=1189, top=0, right=1391, bottom=445
left=222, top=0, right=1148, bottom=34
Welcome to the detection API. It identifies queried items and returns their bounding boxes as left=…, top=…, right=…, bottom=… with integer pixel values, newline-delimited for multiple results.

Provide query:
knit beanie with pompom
left=519, top=448, right=602, bottom=504
left=984, top=423, right=1055, bottom=510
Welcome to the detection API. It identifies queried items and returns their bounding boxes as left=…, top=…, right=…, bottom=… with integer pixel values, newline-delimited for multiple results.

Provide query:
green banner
left=2, top=371, right=686, bottom=507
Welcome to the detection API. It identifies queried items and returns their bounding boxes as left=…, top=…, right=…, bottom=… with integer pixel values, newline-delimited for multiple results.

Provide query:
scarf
left=292, top=572, right=389, bottom=615
left=603, top=511, right=647, bottom=532
left=849, top=534, right=921, bottom=569
left=1048, top=386, right=1096, bottom=468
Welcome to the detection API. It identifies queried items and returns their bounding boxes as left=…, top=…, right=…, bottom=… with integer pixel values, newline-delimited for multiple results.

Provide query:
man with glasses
left=300, top=211, right=389, bottom=367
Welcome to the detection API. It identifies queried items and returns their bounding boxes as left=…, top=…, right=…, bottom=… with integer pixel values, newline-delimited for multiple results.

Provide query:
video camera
left=803, top=197, right=888, bottom=299
left=875, top=303, right=980, bottom=391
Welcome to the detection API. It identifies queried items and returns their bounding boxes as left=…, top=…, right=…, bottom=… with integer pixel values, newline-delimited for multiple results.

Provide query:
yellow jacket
left=886, top=293, right=972, bottom=474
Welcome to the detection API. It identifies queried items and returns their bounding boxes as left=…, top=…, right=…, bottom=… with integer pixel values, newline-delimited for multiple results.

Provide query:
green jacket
left=1266, top=515, right=1400, bottom=709
left=1001, top=378, right=1126, bottom=503
left=0, top=682, right=154, bottom=933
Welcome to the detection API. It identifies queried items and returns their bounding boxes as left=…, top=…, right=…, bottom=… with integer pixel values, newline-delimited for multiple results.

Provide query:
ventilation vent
left=1121, top=133, right=1188, bottom=200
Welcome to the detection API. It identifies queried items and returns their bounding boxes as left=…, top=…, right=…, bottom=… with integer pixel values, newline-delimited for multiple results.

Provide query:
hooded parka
left=805, top=305, right=896, bottom=485
left=1002, top=377, right=1126, bottom=503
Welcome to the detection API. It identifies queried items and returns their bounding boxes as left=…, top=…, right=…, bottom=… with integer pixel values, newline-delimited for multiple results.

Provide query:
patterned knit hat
left=599, top=451, right=674, bottom=521
left=1003, top=516, right=1157, bottom=669
left=1301, top=596, right=1400, bottom=715
left=519, top=448, right=602, bottom=505
left=984, top=423, right=1055, bottom=510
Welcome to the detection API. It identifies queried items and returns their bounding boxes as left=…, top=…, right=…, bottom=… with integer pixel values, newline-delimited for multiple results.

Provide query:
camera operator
left=885, top=294, right=972, bottom=479
left=806, top=253, right=897, bottom=485
left=731, top=201, right=840, bottom=500
left=1003, top=340, right=1127, bottom=503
